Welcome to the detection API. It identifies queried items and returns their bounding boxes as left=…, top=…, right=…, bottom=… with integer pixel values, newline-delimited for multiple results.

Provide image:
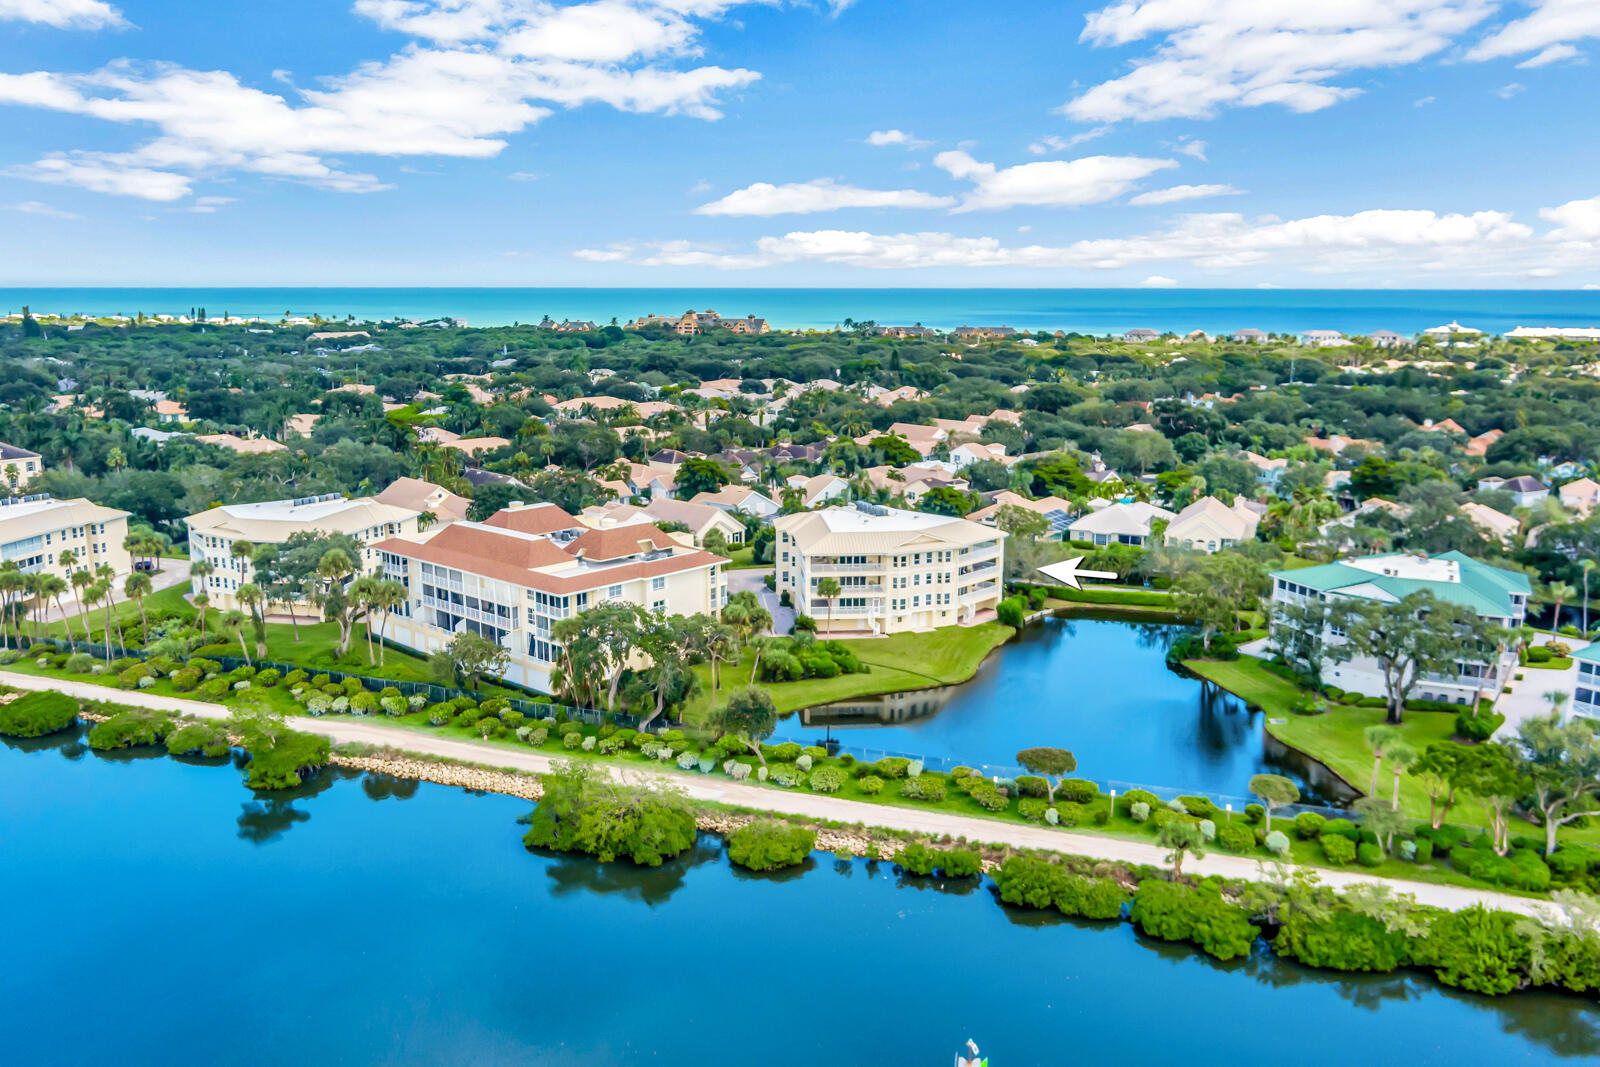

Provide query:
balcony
left=808, top=561, right=883, bottom=574
left=812, top=582, right=884, bottom=596
left=422, top=593, right=517, bottom=630
left=808, top=598, right=884, bottom=615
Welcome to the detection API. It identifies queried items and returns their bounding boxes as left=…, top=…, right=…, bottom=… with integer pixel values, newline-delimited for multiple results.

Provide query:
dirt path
left=8, top=669, right=1561, bottom=921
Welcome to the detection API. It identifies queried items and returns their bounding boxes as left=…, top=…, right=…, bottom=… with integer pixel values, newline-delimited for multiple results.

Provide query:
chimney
left=508, top=500, right=524, bottom=510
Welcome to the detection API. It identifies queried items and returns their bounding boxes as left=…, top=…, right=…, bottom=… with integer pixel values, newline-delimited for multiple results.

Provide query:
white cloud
left=508, top=170, right=543, bottom=181
left=0, top=1, right=768, bottom=201
left=580, top=207, right=1545, bottom=273
left=1064, top=1, right=1495, bottom=122
left=1128, top=183, right=1243, bottom=206
left=1497, top=81, right=1526, bottom=97
left=866, top=128, right=929, bottom=148
left=693, top=178, right=956, bottom=216
left=1468, top=0, right=1600, bottom=63
left=1516, top=42, right=1581, bottom=66
left=1173, top=138, right=1206, bottom=160
left=1540, top=194, right=1600, bottom=240
left=188, top=195, right=236, bottom=213
left=934, top=150, right=1176, bottom=212
left=1028, top=127, right=1112, bottom=154
left=1414, top=95, right=1436, bottom=106
left=0, top=0, right=126, bottom=29
left=5, top=199, right=81, bottom=218
left=1137, top=274, right=1177, bottom=287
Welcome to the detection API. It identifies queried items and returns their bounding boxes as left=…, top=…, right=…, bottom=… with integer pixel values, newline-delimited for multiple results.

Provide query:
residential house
left=950, top=326, right=1017, bottom=341
left=787, top=473, right=850, bottom=508
left=585, top=498, right=746, bottom=548
left=1164, top=496, right=1262, bottom=553
left=1067, top=501, right=1175, bottom=547
left=691, top=485, right=780, bottom=519
left=969, top=491, right=1073, bottom=539
left=1368, top=330, right=1408, bottom=348
left=1303, top=434, right=1376, bottom=456
left=1300, top=330, right=1351, bottom=347
left=374, top=476, right=472, bottom=526
left=195, top=433, right=287, bottom=455
left=1232, top=329, right=1268, bottom=343
left=1477, top=474, right=1549, bottom=509
left=1459, top=501, right=1520, bottom=544
left=438, top=436, right=511, bottom=458
left=1122, top=328, right=1160, bottom=342
left=1240, top=450, right=1286, bottom=487
left=184, top=493, right=425, bottom=613
left=0, top=495, right=133, bottom=584
left=868, top=385, right=928, bottom=407
left=774, top=503, right=1005, bottom=635
left=0, top=443, right=43, bottom=490
left=153, top=399, right=188, bottom=423
left=373, top=514, right=727, bottom=692
left=1269, top=552, right=1528, bottom=706
left=1085, top=451, right=1122, bottom=486
left=1559, top=477, right=1600, bottom=516
left=1424, top=321, right=1481, bottom=338
left=286, top=413, right=321, bottom=437
left=1420, top=418, right=1466, bottom=435
left=1465, top=429, right=1504, bottom=458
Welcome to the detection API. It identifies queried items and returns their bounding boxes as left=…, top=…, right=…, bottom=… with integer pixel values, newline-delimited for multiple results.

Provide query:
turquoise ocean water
left=3, top=287, right=1600, bottom=335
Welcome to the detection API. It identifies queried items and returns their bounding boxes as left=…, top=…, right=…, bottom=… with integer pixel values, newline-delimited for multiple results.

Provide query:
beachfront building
left=0, top=494, right=133, bottom=584
left=372, top=507, right=728, bottom=692
left=774, top=502, right=1005, bottom=635
left=1269, top=551, right=1529, bottom=706
left=184, top=492, right=425, bottom=612
left=1574, top=644, right=1600, bottom=720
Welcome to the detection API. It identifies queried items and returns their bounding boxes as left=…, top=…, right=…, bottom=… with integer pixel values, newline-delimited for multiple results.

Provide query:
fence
left=26, top=637, right=645, bottom=730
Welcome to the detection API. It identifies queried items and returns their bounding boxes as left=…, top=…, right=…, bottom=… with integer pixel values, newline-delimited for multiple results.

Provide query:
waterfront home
left=1232, top=329, right=1268, bottom=343
left=774, top=502, right=1004, bottom=635
left=1269, top=551, right=1529, bottom=706
left=1477, top=474, right=1550, bottom=509
left=1165, top=496, right=1261, bottom=553
left=950, top=325, right=1017, bottom=341
left=1368, top=330, right=1408, bottom=348
left=691, top=485, right=780, bottom=519
left=184, top=493, right=424, bottom=613
left=374, top=476, right=471, bottom=526
left=1067, top=501, right=1175, bottom=547
left=1574, top=644, right=1600, bottom=721
left=373, top=514, right=727, bottom=692
left=0, top=442, right=44, bottom=490
left=0, top=494, right=133, bottom=584
left=1123, top=328, right=1161, bottom=342
left=1424, top=321, right=1481, bottom=338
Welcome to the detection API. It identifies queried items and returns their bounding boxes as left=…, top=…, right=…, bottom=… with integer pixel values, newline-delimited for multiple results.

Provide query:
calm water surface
left=3, top=730, right=1592, bottom=1066
left=797, top=615, right=1354, bottom=804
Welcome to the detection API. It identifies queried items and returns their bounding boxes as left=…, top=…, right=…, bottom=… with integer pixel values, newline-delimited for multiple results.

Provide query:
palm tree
left=222, top=610, right=251, bottom=666
left=38, top=574, right=69, bottom=647
left=124, top=571, right=152, bottom=646
left=1547, top=580, right=1577, bottom=632
left=189, top=556, right=214, bottom=603
left=1386, top=743, right=1419, bottom=811
left=87, top=579, right=114, bottom=664
left=369, top=579, right=407, bottom=666
left=236, top=582, right=267, bottom=658
left=190, top=593, right=211, bottom=643
left=817, top=577, right=841, bottom=632
left=69, top=564, right=94, bottom=643
left=1363, top=725, right=1398, bottom=797
left=0, top=563, right=23, bottom=650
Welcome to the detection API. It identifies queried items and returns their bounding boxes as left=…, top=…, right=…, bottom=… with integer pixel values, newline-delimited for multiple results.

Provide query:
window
left=650, top=576, right=666, bottom=591
left=607, top=584, right=623, bottom=598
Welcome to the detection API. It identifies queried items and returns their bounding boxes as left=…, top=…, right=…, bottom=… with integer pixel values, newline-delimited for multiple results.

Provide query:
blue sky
left=2, top=0, right=1600, bottom=287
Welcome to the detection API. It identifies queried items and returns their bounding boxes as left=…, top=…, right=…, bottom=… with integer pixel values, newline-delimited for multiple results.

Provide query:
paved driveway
left=38, top=559, right=192, bottom=623
left=726, top=567, right=793, bottom=634
left=1496, top=634, right=1590, bottom=737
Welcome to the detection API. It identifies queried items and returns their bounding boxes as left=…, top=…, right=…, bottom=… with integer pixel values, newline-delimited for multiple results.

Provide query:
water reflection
left=234, top=765, right=358, bottom=846
left=539, top=833, right=725, bottom=907
left=0, top=721, right=89, bottom=759
left=794, top=613, right=1354, bottom=804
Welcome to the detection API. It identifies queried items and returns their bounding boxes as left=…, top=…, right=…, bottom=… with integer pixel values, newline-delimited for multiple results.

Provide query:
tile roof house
left=195, top=433, right=287, bottom=455
left=1558, top=477, right=1599, bottom=516
left=1165, top=496, right=1262, bottom=553
left=1477, top=474, right=1549, bottom=509
left=0, top=442, right=43, bottom=489
left=1067, top=501, right=1175, bottom=547
left=1459, top=501, right=1520, bottom=543
left=787, top=472, right=850, bottom=508
left=968, top=491, right=1073, bottom=539
left=374, top=476, right=472, bottom=526
left=1465, top=429, right=1504, bottom=458
left=691, top=485, right=780, bottom=518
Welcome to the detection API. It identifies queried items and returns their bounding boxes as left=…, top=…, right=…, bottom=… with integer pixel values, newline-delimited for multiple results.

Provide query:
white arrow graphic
left=1036, top=556, right=1120, bottom=590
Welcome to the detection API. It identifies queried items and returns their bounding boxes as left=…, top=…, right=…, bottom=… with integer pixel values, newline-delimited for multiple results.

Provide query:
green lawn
left=1186, top=655, right=1600, bottom=846
left=681, top=621, right=1014, bottom=725
left=723, top=546, right=766, bottom=569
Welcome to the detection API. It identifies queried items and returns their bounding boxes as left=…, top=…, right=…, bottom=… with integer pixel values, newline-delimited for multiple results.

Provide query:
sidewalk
left=4, top=669, right=1562, bottom=921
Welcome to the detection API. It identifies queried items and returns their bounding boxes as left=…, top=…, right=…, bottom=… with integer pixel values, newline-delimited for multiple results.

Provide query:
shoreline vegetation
left=12, top=701, right=1599, bottom=1000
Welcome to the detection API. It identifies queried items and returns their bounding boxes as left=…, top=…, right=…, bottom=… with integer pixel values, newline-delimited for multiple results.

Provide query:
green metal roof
left=1270, top=552, right=1530, bottom=618
left=1575, top=643, right=1600, bottom=665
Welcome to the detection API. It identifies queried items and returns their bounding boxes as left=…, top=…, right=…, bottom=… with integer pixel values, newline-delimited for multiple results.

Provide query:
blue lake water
left=2, top=730, right=1594, bottom=1066
left=4, top=286, right=1599, bottom=335
left=796, top=615, right=1353, bottom=805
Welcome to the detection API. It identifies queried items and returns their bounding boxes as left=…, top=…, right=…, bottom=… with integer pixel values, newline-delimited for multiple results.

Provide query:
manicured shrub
left=1265, top=831, right=1290, bottom=856
left=900, top=775, right=947, bottom=802
left=1413, top=838, right=1435, bottom=865
left=1548, top=847, right=1599, bottom=882
left=1119, top=788, right=1161, bottom=815
left=283, top=669, right=308, bottom=687
left=1130, top=801, right=1151, bottom=823
left=1356, top=842, right=1384, bottom=867
left=857, top=774, right=885, bottom=795
left=729, top=820, right=816, bottom=871
left=1059, top=778, right=1099, bottom=803
left=0, top=690, right=80, bottom=738
left=1321, top=835, right=1357, bottom=865
left=1014, top=774, right=1048, bottom=798
left=969, top=783, right=1009, bottom=812
left=255, top=668, right=281, bottom=687
left=380, top=695, right=407, bottom=717
left=1294, top=812, right=1325, bottom=839
left=309, top=673, right=330, bottom=688
left=64, top=652, right=95, bottom=673
left=991, top=856, right=1128, bottom=919
left=896, top=843, right=980, bottom=878
left=197, top=678, right=229, bottom=700
left=1178, top=795, right=1218, bottom=820
left=562, top=731, right=583, bottom=749
left=1216, top=821, right=1256, bottom=853
left=1018, top=798, right=1050, bottom=822
left=1244, top=803, right=1265, bottom=825
left=1130, top=881, right=1259, bottom=961
left=871, top=757, right=911, bottom=780
left=349, top=692, right=379, bottom=715
left=1419, top=906, right=1530, bottom=996
left=808, top=766, right=845, bottom=794
left=170, top=667, right=201, bottom=691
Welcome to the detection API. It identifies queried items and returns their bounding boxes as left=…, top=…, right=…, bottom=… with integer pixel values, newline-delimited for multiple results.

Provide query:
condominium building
left=1575, top=644, right=1600, bottom=720
left=372, top=503, right=729, bottom=692
left=184, top=491, right=424, bottom=611
left=774, top=502, right=1006, bottom=635
left=0, top=494, right=133, bottom=582
left=1269, top=551, right=1528, bottom=706
left=0, top=443, right=43, bottom=490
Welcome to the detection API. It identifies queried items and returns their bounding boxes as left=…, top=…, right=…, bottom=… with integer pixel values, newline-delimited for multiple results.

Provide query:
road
left=6, top=668, right=1562, bottom=921
left=726, top=566, right=793, bottom=633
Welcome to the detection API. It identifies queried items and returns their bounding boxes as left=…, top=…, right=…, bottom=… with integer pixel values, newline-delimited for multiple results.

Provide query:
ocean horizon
left=5, top=287, right=1600, bottom=337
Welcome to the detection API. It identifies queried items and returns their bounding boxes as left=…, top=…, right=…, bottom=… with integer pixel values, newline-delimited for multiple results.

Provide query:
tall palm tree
left=124, top=571, right=152, bottom=646
left=222, top=610, right=251, bottom=666
left=37, top=574, right=68, bottom=647
left=236, top=582, right=267, bottom=658
left=87, top=579, right=114, bottom=664
left=369, top=579, right=407, bottom=667
left=0, top=563, right=23, bottom=650
left=190, top=593, right=212, bottom=643
left=69, top=564, right=94, bottom=643
left=1547, top=580, right=1577, bottom=632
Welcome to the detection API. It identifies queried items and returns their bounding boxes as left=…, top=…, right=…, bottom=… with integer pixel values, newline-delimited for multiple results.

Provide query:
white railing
left=808, top=561, right=883, bottom=574
left=808, top=598, right=883, bottom=614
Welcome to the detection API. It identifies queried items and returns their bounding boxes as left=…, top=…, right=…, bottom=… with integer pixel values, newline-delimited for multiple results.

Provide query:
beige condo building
left=0, top=494, right=133, bottom=583
left=774, top=503, right=1006, bottom=635
left=183, top=492, right=424, bottom=612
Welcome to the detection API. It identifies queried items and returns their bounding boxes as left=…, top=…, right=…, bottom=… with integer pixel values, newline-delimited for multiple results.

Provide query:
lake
left=1, top=730, right=1592, bottom=1066
left=794, top=614, right=1356, bottom=806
